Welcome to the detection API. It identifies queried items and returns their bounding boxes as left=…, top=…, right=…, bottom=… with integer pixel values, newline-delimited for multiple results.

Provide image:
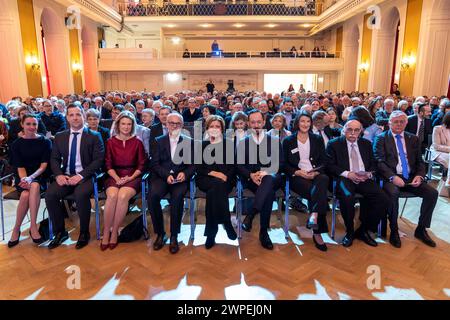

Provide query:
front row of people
left=7, top=105, right=438, bottom=254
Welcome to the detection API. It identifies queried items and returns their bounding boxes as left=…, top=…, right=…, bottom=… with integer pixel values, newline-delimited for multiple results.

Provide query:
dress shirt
left=297, top=138, right=313, bottom=171
left=340, top=139, right=365, bottom=178
left=313, top=126, right=329, bottom=145
left=169, top=134, right=180, bottom=160
left=391, top=131, right=411, bottom=176
left=66, top=128, right=84, bottom=177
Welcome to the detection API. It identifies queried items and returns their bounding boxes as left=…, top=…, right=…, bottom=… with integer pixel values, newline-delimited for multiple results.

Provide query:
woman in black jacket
left=196, top=115, right=237, bottom=249
left=282, top=112, right=330, bottom=251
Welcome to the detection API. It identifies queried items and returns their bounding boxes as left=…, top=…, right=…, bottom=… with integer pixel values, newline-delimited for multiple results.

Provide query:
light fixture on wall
left=317, top=76, right=324, bottom=83
left=358, top=61, right=369, bottom=73
left=265, top=24, right=278, bottom=28
left=25, top=55, right=40, bottom=70
left=72, top=62, right=83, bottom=73
left=401, top=52, right=416, bottom=70
left=199, top=23, right=212, bottom=28
left=233, top=23, right=245, bottom=28
left=171, top=37, right=181, bottom=45
left=166, top=73, right=180, bottom=82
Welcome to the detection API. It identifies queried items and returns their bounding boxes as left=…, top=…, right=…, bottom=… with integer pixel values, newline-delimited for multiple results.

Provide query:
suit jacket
left=236, top=133, right=283, bottom=179
left=323, top=125, right=341, bottom=140
left=150, top=134, right=195, bottom=180
left=100, top=107, right=112, bottom=120
left=430, top=125, right=450, bottom=161
left=325, top=136, right=377, bottom=178
left=373, top=130, right=426, bottom=180
left=40, top=112, right=66, bottom=136
left=282, top=132, right=326, bottom=177
left=50, top=128, right=105, bottom=179
left=375, top=109, right=391, bottom=129
left=100, top=119, right=114, bottom=130
left=405, top=115, right=432, bottom=148
left=97, top=126, right=110, bottom=145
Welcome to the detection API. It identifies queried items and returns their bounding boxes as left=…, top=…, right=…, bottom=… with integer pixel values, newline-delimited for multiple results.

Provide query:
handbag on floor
left=118, top=215, right=148, bottom=242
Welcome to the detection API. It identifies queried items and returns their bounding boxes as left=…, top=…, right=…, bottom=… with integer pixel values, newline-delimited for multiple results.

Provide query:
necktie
left=350, top=143, right=359, bottom=172
left=69, top=132, right=79, bottom=175
left=395, top=134, right=409, bottom=180
left=418, top=120, right=424, bottom=144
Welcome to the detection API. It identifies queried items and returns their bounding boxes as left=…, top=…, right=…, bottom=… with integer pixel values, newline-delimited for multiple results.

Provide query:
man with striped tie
left=374, top=111, right=438, bottom=248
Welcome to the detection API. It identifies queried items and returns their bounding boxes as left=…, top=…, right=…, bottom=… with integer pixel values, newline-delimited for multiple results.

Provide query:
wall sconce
left=72, top=62, right=83, bottom=73
left=359, top=62, right=369, bottom=73
left=401, top=52, right=416, bottom=70
left=25, top=55, right=40, bottom=70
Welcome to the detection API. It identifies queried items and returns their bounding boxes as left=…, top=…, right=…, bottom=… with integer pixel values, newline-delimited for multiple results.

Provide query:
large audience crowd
left=1, top=87, right=449, bottom=253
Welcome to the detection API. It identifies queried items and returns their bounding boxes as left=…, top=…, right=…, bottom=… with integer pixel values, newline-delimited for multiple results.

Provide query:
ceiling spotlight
left=199, top=23, right=213, bottom=28
left=265, top=24, right=278, bottom=28
left=233, top=23, right=245, bottom=28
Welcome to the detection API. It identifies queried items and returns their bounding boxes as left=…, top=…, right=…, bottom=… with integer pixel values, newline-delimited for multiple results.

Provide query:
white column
left=0, top=0, right=28, bottom=101
left=342, top=42, right=359, bottom=92
left=368, top=29, right=397, bottom=94
left=413, top=1, right=450, bottom=96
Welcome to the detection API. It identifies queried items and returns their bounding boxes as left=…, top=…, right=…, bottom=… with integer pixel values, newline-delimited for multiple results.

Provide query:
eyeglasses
left=167, top=121, right=182, bottom=127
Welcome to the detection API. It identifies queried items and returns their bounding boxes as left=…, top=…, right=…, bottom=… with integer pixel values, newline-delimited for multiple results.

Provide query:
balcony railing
left=163, top=50, right=340, bottom=58
left=119, top=1, right=322, bottom=16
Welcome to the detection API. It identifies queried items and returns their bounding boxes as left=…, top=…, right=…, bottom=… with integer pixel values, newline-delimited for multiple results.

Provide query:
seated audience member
left=148, top=113, right=195, bottom=254
left=110, top=113, right=150, bottom=156
left=236, top=110, right=283, bottom=250
left=326, top=119, right=388, bottom=248
left=141, top=108, right=155, bottom=128
left=373, top=111, right=438, bottom=248
left=367, top=97, right=382, bottom=119
left=94, top=97, right=111, bottom=120
left=312, top=110, right=340, bottom=146
left=405, top=103, right=432, bottom=153
left=40, top=99, right=66, bottom=138
left=341, top=97, right=361, bottom=122
left=56, top=99, right=66, bottom=116
left=430, top=111, right=450, bottom=188
left=268, top=113, right=291, bottom=140
left=0, top=120, right=8, bottom=154
left=257, top=100, right=273, bottom=130
left=201, top=104, right=217, bottom=121
left=229, top=111, right=248, bottom=147
left=101, top=104, right=123, bottom=130
left=196, top=115, right=237, bottom=249
left=135, top=100, right=146, bottom=124
left=82, top=98, right=92, bottom=111
left=86, top=109, right=110, bottom=145
left=282, top=112, right=329, bottom=251
left=375, top=98, right=395, bottom=131
left=182, top=98, right=202, bottom=122
left=349, top=106, right=382, bottom=142
left=8, top=105, right=47, bottom=143
left=149, top=105, right=171, bottom=149
left=397, top=100, right=409, bottom=114
left=326, top=107, right=343, bottom=129
left=8, top=115, right=52, bottom=248
left=45, top=104, right=104, bottom=250
left=225, top=102, right=244, bottom=128
left=431, top=98, right=450, bottom=127
left=280, top=98, right=296, bottom=131
left=100, top=111, right=147, bottom=250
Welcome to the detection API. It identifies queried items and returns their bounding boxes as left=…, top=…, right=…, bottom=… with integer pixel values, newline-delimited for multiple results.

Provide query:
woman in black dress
left=282, top=112, right=329, bottom=252
left=196, top=115, right=237, bottom=249
left=8, top=115, right=52, bottom=247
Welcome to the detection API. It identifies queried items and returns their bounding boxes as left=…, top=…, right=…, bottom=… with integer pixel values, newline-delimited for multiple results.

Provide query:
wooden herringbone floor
left=0, top=184, right=449, bottom=300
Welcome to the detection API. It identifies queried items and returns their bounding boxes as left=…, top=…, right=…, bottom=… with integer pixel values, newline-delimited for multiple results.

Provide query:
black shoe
left=414, top=228, right=436, bottom=247
left=153, top=234, right=167, bottom=251
left=169, top=235, right=179, bottom=254
left=355, top=228, right=378, bottom=247
left=7, top=230, right=20, bottom=248
left=48, top=231, right=69, bottom=249
left=312, top=234, right=327, bottom=252
left=259, top=231, right=273, bottom=250
left=342, top=233, right=354, bottom=247
left=242, top=214, right=255, bottom=232
left=205, top=236, right=215, bottom=249
left=29, top=230, right=44, bottom=244
left=224, top=222, right=237, bottom=240
left=389, top=231, right=401, bottom=248
left=75, top=232, right=90, bottom=250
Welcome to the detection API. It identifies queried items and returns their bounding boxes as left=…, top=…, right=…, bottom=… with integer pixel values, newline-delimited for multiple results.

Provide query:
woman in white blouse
left=430, top=111, right=450, bottom=187
left=282, top=112, right=330, bottom=251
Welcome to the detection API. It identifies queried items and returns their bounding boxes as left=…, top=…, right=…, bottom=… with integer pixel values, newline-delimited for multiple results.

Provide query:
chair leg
left=189, top=180, right=195, bottom=241
left=48, top=211, right=53, bottom=240
left=399, top=198, right=408, bottom=218
left=284, top=180, right=290, bottom=239
left=377, top=221, right=382, bottom=238
left=141, top=181, right=149, bottom=240
left=93, top=181, right=100, bottom=240
left=237, top=182, right=242, bottom=239
left=0, top=188, right=4, bottom=241
left=331, top=180, right=337, bottom=240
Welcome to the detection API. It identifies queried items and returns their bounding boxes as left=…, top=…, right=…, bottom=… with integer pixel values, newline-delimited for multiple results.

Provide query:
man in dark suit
left=100, top=105, right=123, bottom=130
left=148, top=113, right=195, bottom=254
left=405, top=103, right=432, bottom=153
left=326, top=119, right=388, bottom=248
left=94, top=97, right=111, bottom=120
left=45, top=104, right=104, bottom=250
left=40, top=100, right=66, bottom=137
left=149, top=105, right=171, bottom=151
left=312, top=110, right=341, bottom=146
left=373, top=110, right=438, bottom=248
left=236, top=110, right=283, bottom=250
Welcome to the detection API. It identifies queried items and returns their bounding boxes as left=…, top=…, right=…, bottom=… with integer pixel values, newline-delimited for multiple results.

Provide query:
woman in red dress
left=101, top=111, right=147, bottom=250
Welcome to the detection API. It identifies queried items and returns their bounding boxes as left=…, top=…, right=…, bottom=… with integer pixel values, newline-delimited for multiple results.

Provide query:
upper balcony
left=117, top=0, right=324, bottom=17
